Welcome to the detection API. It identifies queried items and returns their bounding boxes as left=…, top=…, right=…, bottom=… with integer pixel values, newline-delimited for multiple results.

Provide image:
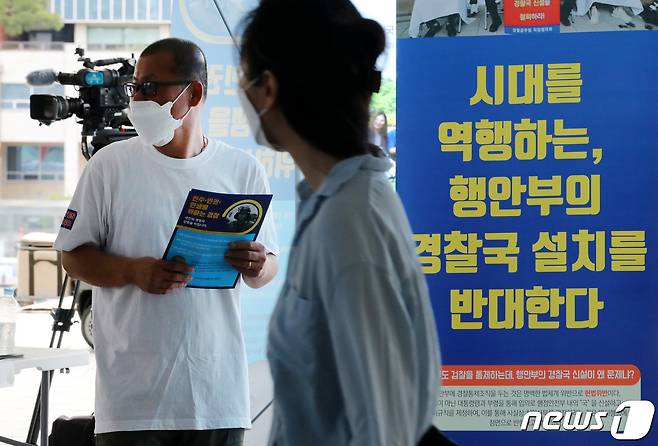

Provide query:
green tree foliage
left=370, top=78, right=396, bottom=126
left=0, top=0, right=63, bottom=38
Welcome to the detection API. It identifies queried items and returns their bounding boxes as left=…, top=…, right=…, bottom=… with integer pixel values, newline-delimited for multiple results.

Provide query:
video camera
left=27, top=48, right=137, bottom=159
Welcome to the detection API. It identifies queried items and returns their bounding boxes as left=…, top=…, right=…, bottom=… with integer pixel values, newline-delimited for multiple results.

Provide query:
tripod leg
left=26, top=382, right=41, bottom=444
left=57, top=281, right=80, bottom=349
left=26, top=276, right=77, bottom=444
left=40, top=372, right=49, bottom=446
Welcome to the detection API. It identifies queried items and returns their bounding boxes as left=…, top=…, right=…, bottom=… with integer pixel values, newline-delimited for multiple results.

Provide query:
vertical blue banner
left=171, top=0, right=296, bottom=362
left=398, top=31, right=658, bottom=444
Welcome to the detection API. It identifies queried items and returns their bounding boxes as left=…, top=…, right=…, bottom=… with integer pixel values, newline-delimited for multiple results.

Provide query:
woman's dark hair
left=240, top=0, right=386, bottom=159
left=369, top=110, right=389, bottom=151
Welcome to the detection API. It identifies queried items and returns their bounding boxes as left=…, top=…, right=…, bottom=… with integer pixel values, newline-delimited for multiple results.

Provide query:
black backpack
left=49, top=414, right=95, bottom=446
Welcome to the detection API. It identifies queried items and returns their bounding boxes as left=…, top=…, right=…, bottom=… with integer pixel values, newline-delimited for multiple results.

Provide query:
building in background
left=0, top=0, right=172, bottom=271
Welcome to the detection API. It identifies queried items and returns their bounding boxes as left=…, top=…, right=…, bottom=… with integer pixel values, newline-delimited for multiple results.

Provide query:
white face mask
left=127, top=83, right=192, bottom=147
left=237, top=79, right=274, bottom=148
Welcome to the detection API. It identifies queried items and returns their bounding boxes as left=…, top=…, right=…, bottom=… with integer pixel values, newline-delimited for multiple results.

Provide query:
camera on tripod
left=27, top=47, right=138, bottom=159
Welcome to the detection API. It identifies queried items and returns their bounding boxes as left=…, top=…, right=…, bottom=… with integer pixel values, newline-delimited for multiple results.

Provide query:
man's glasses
left=123, top=80, right=193, bottom=98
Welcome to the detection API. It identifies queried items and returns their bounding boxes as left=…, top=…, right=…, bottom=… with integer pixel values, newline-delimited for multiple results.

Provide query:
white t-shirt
left=54, top=136, right=279, bottom=434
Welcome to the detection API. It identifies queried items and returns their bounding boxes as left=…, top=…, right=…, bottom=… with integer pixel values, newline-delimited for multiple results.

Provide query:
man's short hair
left=141, top=38, right=208, bottom=99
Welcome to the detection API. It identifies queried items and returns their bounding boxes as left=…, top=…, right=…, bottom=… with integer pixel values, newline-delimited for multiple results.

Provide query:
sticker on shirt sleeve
left=61, top=209, right=78, bottom=230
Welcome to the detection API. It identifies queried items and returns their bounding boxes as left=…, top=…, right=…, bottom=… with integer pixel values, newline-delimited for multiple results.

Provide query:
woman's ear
left=260, top=70, right=279, bottom=111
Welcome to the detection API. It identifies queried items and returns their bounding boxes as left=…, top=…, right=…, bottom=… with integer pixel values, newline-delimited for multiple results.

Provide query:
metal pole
left=28, top=251, right=35, bottom=296
left=211, top=0, right=239, bottom=50
left=40, top=372, right=49, bottom=446
left=0, top=434, right=32, bottom=446
left=26, top=275, right=73, bottom=444
left=57, top=281, right=80, bottom=349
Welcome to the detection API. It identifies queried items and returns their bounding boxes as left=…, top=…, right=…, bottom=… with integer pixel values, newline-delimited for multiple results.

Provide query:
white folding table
left=0, top=347, right=90, bottom=446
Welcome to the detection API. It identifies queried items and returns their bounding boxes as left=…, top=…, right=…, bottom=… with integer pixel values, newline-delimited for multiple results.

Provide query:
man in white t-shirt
left=55, top=38, right=279, bottom=446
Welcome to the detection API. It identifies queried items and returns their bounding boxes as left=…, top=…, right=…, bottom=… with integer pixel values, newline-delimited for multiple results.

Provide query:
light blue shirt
left=267, top=154, right=441, bottom=446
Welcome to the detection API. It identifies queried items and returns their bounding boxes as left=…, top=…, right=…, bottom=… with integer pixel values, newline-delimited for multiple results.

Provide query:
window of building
left=0, top=84, right=30, bottom=110
left=101, top=0, right=111, bottom=19
left=64, top=0, right=74, bottom=20
left=87, top=26, right=160, bottom=50
left=126, top=0, right=136, bottom=20
left=55, top=0, right=172, bottom=22
left=32, top=84, right=66, bottom=96
left=6, top=145, right=65, bottom=181
left=123, top=27, right=159, bottom=45
left=138, top=0, right=148, bottom=20
left=1, top=83, right=65, bottom=110
left=114, top=0, right=123, bottom=19
left=89, top=0, right=100, bottom=20
left=12, top=25, right=75, bottom=45
left=149, top=0, right=160, bottom=20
